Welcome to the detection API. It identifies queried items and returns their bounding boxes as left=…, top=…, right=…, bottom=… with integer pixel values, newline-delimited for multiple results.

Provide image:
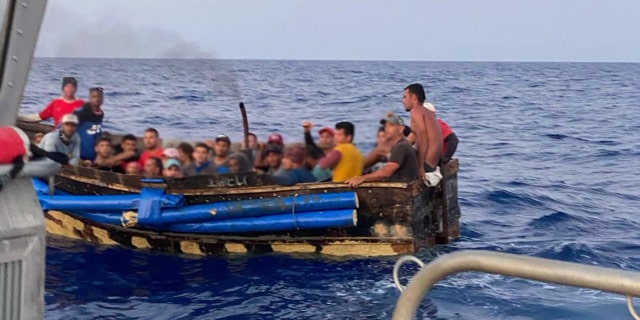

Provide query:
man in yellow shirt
left=317, top=122, right=364, bottom=182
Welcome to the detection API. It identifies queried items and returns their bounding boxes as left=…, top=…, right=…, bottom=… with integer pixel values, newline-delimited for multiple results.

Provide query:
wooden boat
left=17, top=120, right=461, bottom=257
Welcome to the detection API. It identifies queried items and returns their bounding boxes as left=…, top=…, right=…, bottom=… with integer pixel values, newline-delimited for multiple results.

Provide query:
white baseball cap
left=61, top=114, right=79, bottom=125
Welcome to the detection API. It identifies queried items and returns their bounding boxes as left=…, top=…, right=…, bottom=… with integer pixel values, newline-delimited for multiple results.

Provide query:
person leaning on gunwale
left=345, top=113, right=418, bottom=188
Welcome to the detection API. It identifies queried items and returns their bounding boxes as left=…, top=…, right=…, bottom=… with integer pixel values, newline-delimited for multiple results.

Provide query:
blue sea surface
left=21, top=59, right=640, bottom=319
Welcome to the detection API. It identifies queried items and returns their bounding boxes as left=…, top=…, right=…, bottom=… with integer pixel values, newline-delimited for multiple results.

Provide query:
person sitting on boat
left=163, top=158, right=183, bottom=178
left=32, top=132, right=44, bottom=145
left=240, top=132, right=259, bottom=163
left=177, top=142, right=194, bottom=167
left=18, top=77, right=84, bottom=126
left=182, top=142, right=219, bottom=176
left=125, top=161, right=141, bottom=175
left=227, top=155, right=241, bottom=174
left=302, top=121, right=335, bottom=156
left=143, top=157, right=163, bottom=178
left=420, top=102, right=459, bottom=163
left=364, top=126, right=392, bottom=174
left=264, top=145, right=287, bottom=177
left=114, top=134, right=139, bottom=173
left=83, top=136, right=116, bottom=171
left=212, top=134, right=252, bottom=173
left=210, top=135, right=233, bottom=174
left=138, top=128, right=164, bottom=168
left=346, top=113, right=418, bottom=188
left=272, top=146, right=317, bottom=186
left=317, top=121, right=364, bottom=182
left=38, top=114, right=81, bottom=166
left=162, top=148, right=180, bottom=163
left=254, top=133, right=284, bottom=170
left=74, top=87, right=105, bottom=161
left=301, top=121, right=334, bottom=181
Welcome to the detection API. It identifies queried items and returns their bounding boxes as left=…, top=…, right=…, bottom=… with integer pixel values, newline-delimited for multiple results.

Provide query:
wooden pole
left=239, top=102, right=250, bottom=149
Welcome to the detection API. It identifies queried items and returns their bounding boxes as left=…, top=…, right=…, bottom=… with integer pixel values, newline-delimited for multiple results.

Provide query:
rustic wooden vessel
left=18, top=120, right=461, bottom=257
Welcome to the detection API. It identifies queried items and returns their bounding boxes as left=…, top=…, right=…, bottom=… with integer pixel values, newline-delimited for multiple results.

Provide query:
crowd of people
left=21, top=77, right=458, bottom=187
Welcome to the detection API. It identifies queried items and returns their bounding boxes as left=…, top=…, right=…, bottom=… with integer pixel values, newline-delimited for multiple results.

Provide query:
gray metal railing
left=392, top=250, right=640, bottom=320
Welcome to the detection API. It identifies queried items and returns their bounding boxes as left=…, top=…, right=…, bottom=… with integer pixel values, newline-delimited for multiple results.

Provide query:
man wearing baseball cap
left=317, top=121, right=364, bottom=182
left=18, top=77, right=85, bottom=126
left=346, top=113, right=417, bottom=188
left=254, top=133, right=285, bottom=170
left=163, top=158, right=183, bottom=178
left=38, top=114, right=81, bottom=165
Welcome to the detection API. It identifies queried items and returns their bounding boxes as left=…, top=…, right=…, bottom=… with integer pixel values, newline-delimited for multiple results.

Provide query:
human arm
left=253, top=143, right=267, bottom=168
left=345, top=162, right=399, bottom=188
left=411, top=112, right=428, bottom=180
left=303, top=121, right=324, bottom=158
left=37, top=101, right=55, bottom=121
left=425, top=114, right=443, bottom=169
left=317, top=150, right=341, bottom=170
left=443, top=133, right=458, bottom=162
left=108, top=151, right=137, bottom=165
left=363, top=147, right=383, bottom=169
left=17, top=114, right=43, bottom=122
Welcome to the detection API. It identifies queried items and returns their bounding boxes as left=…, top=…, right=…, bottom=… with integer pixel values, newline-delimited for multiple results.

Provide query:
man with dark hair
left=254, top=133, right=285, bottom=170
left=114, top=134, right=139, bottom=173
left=403, top=83, right=442, bottom=185
left=346, top=113, right=418, bottom=187
left=272, top=146, right=317, bottom=186
left=138, top=128, right=164, bottom=168
left=212, top=135, right=232, bottom=173
left=318, top=121, right=364, bottom=182
left=19, top=77, right=84, bottom=126
left=88, top=136, right=115, bottom=171
left=364, top=126, right=392, bottom=173
left=182, top=142, right=219, bottom=176
left=177, top=142, right=194, bottom=167
left=74, top=87, right=105, bottom=161
left=265, top=145, right=286, bottom=177
left=143, top=157, right=163, bottom=178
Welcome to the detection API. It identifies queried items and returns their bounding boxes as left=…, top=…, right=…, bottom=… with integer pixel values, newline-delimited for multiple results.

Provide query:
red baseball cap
left=319, top=127, right=335, bottom=136
left=268, top=133, right=284, bottom=145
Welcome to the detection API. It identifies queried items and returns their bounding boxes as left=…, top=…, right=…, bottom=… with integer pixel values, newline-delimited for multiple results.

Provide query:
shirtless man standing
left=402, top=83, right=442, bottom=184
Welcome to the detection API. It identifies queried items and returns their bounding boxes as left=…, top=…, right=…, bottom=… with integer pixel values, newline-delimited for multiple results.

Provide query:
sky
left=34, top=0, right=640, bottom=62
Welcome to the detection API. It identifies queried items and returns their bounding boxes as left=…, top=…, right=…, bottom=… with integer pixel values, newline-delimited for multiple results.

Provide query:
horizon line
left=32, top=56, right=640, bottom=64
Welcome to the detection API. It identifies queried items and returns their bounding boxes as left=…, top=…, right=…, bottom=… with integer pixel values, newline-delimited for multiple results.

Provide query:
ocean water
left=21, top=59, right=640, bottom=319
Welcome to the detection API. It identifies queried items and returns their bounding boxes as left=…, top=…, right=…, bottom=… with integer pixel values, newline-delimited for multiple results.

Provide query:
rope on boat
left=292, top=193, right=300, bottom=230
left=628, top=296, right=640, bottom=320
left=393, top=255, right=425, bottom=292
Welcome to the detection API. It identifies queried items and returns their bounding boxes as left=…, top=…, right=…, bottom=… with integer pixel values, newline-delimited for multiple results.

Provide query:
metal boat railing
left=392, top=250, right=640, bottom=320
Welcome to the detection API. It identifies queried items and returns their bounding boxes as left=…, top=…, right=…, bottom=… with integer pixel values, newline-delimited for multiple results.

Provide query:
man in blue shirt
left=182, top=142, right=220, bottom=176
left=74, top=87, right=104, bottom=160
left=273, top=146, right=317, bottom=186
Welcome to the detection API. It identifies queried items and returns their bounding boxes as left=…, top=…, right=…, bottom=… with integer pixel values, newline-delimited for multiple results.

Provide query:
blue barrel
left=168, top=209, right=357, bottom=234
left=155, top=192, right=358, bottom=225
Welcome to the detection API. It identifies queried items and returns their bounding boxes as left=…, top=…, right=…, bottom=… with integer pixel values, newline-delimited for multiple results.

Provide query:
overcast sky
left=35, top=0, right=640, bottom=62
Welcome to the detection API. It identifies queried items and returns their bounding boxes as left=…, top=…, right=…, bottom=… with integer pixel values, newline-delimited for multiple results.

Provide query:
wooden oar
left=239, top=102, right=250, bottom=149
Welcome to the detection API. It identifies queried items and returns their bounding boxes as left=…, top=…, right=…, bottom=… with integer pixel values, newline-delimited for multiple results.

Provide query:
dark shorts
left=423, top=163, right=436, bottom=173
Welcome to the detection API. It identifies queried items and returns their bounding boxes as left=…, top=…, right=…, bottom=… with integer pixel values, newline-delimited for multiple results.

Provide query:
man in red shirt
left=18, top=77, right=84, bottom=126
left=138, top=128, right=164, bottom=168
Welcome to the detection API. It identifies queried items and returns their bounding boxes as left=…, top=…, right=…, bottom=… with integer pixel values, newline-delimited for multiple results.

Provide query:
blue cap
left=164, top=158, right=181, bottom=169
